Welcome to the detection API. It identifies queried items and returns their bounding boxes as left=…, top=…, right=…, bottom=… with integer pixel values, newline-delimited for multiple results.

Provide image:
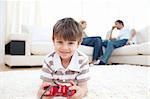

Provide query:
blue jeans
left=81, top=36, right=103, bottom=61
left=101, top=39, right=128, bottom=64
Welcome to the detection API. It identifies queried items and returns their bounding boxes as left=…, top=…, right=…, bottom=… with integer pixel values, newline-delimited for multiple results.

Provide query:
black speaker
left=5, top=40, right=25, bottom=55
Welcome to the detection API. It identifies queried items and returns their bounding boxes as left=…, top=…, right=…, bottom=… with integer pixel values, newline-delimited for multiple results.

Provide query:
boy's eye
left=68, top=42, right=74, bottom=44
left=56, top=41, right=63, bottom=44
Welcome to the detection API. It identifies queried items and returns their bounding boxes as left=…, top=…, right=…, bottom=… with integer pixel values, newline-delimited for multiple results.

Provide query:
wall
left=0, top=1, right=5, bottom=66
left=37, top=0, right=150, bottom=39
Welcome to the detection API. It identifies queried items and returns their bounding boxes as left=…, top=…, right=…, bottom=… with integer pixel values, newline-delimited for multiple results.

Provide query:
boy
left=37, top=18, right=90, bottom=99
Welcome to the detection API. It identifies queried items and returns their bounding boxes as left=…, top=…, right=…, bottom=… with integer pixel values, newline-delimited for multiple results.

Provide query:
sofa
left=5, top=25, right=150, bottom=67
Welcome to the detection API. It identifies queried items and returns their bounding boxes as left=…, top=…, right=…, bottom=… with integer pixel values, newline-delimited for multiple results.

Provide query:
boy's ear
left=52, top=40, right=55, bottom=45
left=79, top=38, right=83, bottom=44
left=78, top=39, right=82, bottom=46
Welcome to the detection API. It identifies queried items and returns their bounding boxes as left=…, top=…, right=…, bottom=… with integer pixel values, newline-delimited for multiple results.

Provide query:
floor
left=0, top=65, right=149, bottom=99
left=0, top=64, right=146, bottom=71
left=0, top=65, right=41, bottom=71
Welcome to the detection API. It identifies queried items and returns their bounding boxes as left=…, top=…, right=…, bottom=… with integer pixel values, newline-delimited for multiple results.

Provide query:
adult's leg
left=81, top=37, right=103, bottom=61
left=100, top=40, right=114, bottom=64
left=102, top=40, right=108, bottom=47
left=113, top=39, right=128, bottom=48
left=100, top=39, right=128, bottom=64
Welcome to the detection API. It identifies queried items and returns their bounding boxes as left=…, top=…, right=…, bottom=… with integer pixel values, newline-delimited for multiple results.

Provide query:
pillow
left=136, top=25, right=150, bottom=44
left=22, top=25, right=53, bottom=42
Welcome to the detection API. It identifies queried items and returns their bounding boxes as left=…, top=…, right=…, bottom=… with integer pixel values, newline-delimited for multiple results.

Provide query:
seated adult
left=97, top=20, right=136, bottom=65
left=79, top=20, right=103, bottom=64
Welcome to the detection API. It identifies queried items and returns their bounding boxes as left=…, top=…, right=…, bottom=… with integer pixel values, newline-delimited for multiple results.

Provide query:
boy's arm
left=37, top=81, right=53, bottom=99
left=69, top=81, right=88, bottom=99
left=69, top=56, right=89, bottom=99
left=78, top=81, right=88, bottom=96
left=38, top=60, right=53, bottom=99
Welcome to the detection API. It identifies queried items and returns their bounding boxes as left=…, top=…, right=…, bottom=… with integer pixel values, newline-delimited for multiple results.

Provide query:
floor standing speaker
left=5, top=40, right=25, bottom=55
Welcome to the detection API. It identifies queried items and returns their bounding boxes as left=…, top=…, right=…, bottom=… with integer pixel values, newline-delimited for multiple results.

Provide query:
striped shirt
left=40, top=50, right=90, bottom=85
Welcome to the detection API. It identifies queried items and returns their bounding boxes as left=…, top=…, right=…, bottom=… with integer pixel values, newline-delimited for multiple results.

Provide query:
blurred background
left=0, top=0, right=150, bottom=65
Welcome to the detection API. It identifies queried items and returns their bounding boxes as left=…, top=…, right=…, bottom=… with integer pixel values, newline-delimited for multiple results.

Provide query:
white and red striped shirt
left=40, top=50, right=90, bottom=85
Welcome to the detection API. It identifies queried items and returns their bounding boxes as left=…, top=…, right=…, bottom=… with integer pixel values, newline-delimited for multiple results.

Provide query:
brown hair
left=52, top=18, right=83, bottom=43
left=115, top=20, right=124, bottom=26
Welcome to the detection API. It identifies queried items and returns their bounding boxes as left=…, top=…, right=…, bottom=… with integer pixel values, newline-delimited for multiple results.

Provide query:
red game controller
left=43, top=81, right=76, bottom=97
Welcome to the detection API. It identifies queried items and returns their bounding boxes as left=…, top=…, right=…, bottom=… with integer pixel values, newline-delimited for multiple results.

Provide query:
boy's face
left=53, top=38, right=79, bottom=60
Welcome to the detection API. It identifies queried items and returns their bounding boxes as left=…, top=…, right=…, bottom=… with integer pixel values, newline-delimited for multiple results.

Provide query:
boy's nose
left=61, top=44, right=69, bottom=50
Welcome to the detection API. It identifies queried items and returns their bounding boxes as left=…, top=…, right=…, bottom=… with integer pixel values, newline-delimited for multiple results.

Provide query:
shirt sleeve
left=76, top=58, right=90, bottom=83
left=40, top=58, right=54, bottom=82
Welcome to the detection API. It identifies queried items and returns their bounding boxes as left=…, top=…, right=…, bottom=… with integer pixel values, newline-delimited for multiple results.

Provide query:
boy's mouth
left=59, top=50, right=70, bottom=54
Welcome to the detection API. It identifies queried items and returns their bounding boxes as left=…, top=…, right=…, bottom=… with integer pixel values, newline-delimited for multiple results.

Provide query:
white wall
left=1, top=0, right=150, bottom=66
left=82, top=0, right=150, bottom=38
left=0, top=1, right=5, bottom=66
left=4, top=0, right=150, bottom=40
left=35, top=0, right=150, bottom=39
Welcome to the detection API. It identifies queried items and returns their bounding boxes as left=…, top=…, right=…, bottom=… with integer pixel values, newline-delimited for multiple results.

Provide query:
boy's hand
left=68, top=81, right=84, bottom=99
left=42, top=82, right=51, bottom=89
left=41, top=82, right=51, bottom=96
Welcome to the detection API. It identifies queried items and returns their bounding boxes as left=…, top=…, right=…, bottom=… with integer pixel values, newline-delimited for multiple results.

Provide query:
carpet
left=0, top=65, right=149, bottom=99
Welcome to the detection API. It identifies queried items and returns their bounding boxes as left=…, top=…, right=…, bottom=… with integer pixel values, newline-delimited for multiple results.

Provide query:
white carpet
left=0, top=65, right=149, bottom=99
